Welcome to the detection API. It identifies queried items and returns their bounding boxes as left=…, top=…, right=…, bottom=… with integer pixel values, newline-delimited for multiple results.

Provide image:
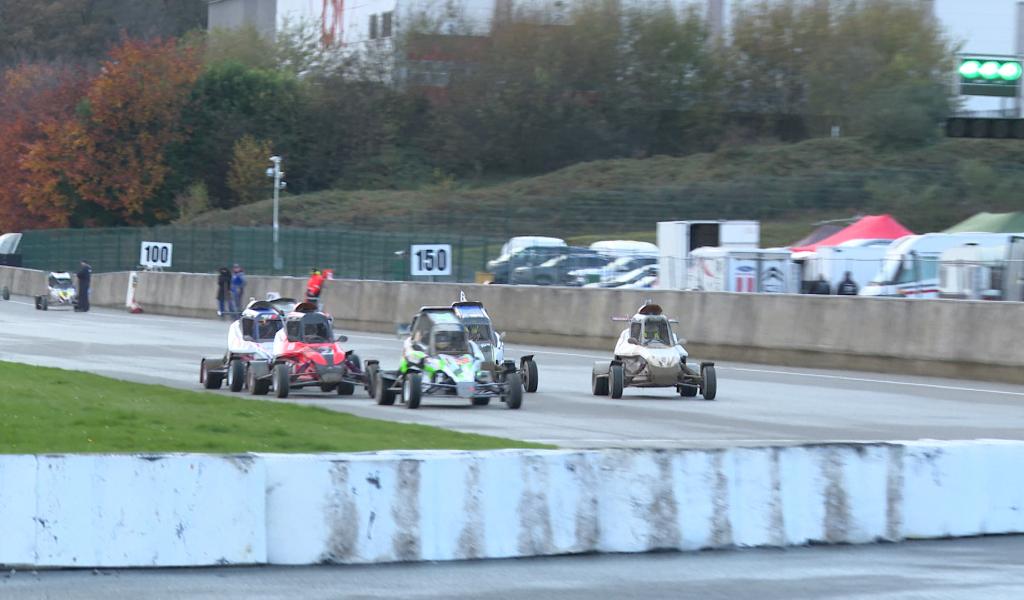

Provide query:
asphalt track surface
left=3, top=295, right=1024, bottom=448
left=1, top=537, right=1022, bottom=599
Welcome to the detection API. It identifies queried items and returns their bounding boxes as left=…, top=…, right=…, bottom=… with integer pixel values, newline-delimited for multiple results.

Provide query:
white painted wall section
left=0, top=442, right=1021, bottom=567
left=32, top=455, right=266, bottom=567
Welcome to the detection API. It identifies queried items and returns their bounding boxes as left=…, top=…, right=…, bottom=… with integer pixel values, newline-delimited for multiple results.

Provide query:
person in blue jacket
left=229, top=264, right=246, bottom=315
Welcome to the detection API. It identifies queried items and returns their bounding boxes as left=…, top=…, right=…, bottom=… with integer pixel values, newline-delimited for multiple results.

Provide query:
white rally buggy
left=592, top=303, right=716, bottom=400
left=34, top=272, right=77, bottom=310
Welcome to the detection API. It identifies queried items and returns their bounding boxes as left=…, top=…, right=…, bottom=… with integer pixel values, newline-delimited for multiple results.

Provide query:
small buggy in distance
left=34, top=272, right=77, bottom=310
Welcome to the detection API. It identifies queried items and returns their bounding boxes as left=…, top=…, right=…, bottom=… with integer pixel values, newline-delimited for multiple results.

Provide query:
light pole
left=266, top=156, right=286, bottom=271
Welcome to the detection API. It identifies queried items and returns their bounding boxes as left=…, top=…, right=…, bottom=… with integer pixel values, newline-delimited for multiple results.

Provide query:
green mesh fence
left=19, top=226, right=501, bottom=282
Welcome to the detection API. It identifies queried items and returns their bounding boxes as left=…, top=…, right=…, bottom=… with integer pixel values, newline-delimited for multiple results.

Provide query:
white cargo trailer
left=657, top=221, right=759, bottom=290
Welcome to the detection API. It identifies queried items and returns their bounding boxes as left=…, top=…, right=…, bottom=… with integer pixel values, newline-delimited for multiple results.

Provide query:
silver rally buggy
left=592, top=303, right=717, bottom=400
left=451, top=295, right=538, bottom=393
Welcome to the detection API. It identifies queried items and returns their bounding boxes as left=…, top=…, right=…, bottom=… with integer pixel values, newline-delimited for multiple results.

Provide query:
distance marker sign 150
left=410, top=244, right=452, bottom=277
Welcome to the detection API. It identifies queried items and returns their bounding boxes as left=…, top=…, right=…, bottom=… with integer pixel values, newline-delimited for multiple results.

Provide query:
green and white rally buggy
left=371, top=306, right=524, bottom=409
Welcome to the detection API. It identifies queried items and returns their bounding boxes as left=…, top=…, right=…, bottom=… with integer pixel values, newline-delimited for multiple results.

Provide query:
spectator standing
left=229, top=264, right=246, bottom=315
left=306, top=268, right=325, bottom=306
left=836, top=271, right=859, bottom=296
left=75, top=259, right=92, bottom=312
left=216, top=266, right=231, bottom=317
left=809, top=274, right=832, bottom=295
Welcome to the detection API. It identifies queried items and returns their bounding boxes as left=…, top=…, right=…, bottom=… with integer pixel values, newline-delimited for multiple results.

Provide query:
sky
left=936, top=0, right=1019, bottom=112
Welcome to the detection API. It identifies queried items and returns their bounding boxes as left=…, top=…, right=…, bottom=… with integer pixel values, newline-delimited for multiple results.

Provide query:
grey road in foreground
left=2, top=537, right=1022, bottom=600
left=2, top=296, right=1024, bottom=447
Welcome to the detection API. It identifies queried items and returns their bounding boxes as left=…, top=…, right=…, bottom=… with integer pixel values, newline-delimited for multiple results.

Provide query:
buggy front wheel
left=700, top=365, right=717, bottom=401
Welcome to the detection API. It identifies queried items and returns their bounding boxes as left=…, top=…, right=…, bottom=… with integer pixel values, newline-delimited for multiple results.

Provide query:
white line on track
left=723, top=366, right=1024, bottom=397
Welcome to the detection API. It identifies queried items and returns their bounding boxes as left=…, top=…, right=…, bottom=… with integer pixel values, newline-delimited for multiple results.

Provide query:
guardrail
left=0, top=442, right=1020, bottom=567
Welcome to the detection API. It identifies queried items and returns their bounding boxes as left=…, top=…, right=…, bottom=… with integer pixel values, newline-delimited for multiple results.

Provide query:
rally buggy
left=451, top=294, right=538, bottom=393
left=373, top=307, right=523, bottom=409
left=592, top=303, right=716, bottom=400
left=34, top=272, right=77, bottom=310
left=248, top=302, right=374, bottom=399
left=200, top=299, right=285, bottom=392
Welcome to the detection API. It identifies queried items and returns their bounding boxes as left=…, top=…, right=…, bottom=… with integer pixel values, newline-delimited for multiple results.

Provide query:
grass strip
left=0, top=361, right=550, bottom=454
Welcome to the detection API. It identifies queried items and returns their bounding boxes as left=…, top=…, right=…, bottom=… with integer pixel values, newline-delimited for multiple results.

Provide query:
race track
left=3, top=296, right=1024, bottom=448
left=3, top=537, right=1023, bottom=600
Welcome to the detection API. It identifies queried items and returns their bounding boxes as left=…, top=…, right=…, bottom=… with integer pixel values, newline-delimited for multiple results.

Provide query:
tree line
left=0, top=0, right=955, bottom=231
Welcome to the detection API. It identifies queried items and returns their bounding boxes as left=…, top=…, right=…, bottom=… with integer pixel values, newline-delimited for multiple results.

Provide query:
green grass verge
left=0, top=361, right=549, bottom=454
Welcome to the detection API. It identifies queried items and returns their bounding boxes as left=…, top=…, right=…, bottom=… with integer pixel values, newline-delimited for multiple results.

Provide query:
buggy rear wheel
left=366, top=363, right=379, bottom=399
left=1, top=286, right=8, bottom=301
left=201, top=359, right=223, bottom=390
left=337, top=381, right=355, bottom=396
left=592, top=370, right=608, bottom=396
left=609, top=364, right=624, bottom=399
left=471, top=397, right=490, bottom=406
left=679, top=384, right=698, bottom=397
left=274, top=363, right=291, bottom=399
left=248, top=367, right=270, bottom=396
left=375, top=372, right=396, bottom=405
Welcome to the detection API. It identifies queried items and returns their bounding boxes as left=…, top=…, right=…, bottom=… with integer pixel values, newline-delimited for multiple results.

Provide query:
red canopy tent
left=790, top=215, right=913, bottom=253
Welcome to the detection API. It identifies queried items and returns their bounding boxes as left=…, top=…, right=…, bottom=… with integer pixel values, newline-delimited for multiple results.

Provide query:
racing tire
left=504, top=373, right=523, bottom=409
left=679, top=384, right=698, bottom=398
left=700, top=365, right=717, bottom=401
left=228, top=359, right=245, bottom=393
left=201, top=360, right=223, bottom=390
left=592, top=371, right=609, bottom=396
left=366, top=363, right=379, bottom=399
left=403, top=372, right=422, bottom=409
left=375, top=372, right=396, bottom=406
left=337, top=381, right=356, bottom=396
left=274, top=363, right=291, bottom=399
left=248, top=368, right=270, bottom=396
left=609, top=364, right=624, bottom=399
left=1, top=286, right=8, bottom=301
left=471, top=397, right=491, bottom=406
left=522, top=359, right=539, bottom=393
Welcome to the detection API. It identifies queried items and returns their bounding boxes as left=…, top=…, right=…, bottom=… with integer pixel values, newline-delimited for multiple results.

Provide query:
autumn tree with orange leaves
left=0, top=64, right=88, bottom=231
left=20, top=38, right=201, bottom=227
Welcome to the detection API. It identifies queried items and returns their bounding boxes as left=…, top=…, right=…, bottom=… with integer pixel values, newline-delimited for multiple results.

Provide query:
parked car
left=569, top=255, right=658, bottom=286
left=585, top=264, right=658, bottom=289
left=487, top=237, right=566, bottom=283
left=511, top=248, right=613, bottom=285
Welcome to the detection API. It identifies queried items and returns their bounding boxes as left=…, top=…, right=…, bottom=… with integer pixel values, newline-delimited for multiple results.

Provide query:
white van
left=861, top=233, right=1022, bottom=298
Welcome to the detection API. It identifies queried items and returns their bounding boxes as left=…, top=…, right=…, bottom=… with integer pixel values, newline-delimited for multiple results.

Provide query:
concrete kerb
left=0, top=441, right=1021, bottom=568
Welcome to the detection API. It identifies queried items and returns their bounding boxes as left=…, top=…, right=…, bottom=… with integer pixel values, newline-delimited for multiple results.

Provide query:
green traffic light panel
left=959, top=57, right=1023, bottom=96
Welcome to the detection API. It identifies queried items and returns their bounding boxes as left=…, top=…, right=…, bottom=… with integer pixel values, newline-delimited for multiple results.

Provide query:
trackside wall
left=0, top=442, right=1021, bottom=567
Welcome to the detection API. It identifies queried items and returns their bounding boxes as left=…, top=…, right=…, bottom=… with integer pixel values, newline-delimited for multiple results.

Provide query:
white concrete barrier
left=1, top=454, right=266, bottom=567
left=0, top=443, right=1020, bottom=567
left=258, top=441, right=1024, bottom=565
